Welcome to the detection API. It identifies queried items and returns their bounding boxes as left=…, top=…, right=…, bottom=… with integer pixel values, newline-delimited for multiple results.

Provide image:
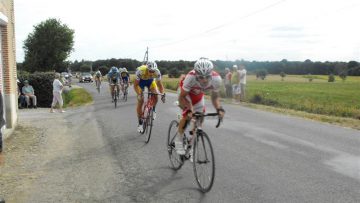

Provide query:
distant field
left=162, top=74, right=360, bottom=119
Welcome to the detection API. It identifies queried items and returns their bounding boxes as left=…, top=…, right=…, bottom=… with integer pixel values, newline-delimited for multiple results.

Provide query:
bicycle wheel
left=167, top=120, right=183, bottom=170
left=124, top=88, right=128, bottom=101
left=139, top=105, right=147, bottom=135
left=114, top=89, right=117, bottom=108
left=144, top=108, right=153, bottom=143
left=193, top=130, right=215, bottom=192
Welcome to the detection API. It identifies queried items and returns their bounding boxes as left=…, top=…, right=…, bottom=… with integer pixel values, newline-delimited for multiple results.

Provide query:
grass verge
left=63, top=88, right=93, bottom=108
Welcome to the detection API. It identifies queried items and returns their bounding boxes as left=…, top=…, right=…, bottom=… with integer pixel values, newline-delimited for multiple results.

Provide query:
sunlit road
left=81, top=81, right=360, bottom=202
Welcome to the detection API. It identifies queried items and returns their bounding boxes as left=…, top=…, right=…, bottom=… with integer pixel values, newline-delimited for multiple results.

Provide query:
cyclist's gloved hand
left=161, top=93, right=166, bottom=103
left=217, top=107, right=225, bottom=119
left=137, top=94, right=144, bottom=101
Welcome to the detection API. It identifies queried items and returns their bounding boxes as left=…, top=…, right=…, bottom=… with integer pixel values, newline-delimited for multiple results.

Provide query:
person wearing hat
left=231, top=65, right=241, bottom=104
left=22, top=80, right=37, bottom=108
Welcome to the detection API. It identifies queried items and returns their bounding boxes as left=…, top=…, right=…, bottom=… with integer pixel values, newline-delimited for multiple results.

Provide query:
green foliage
left=98, top=66, right=109, bottom=75
left=17, top=72, right=55, bottom=107
left=168, top=68, right=181, bottom=78
left=280, top=71, right=286, bottom=81
left=338, top=71, right=347, bottom=81
left=256, top=69, right=268, bottom=80
left=63, top=88, right=93, bottom=108
left=328, top=73, right=335, bottom=82
left=23, top=18, right=74, bottom=72
left=80, top=64, right=91, bottom=72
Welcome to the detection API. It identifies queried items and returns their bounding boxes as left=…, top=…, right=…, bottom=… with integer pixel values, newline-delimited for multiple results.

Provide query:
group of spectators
left=224, top=64, right=247, bottom=104
left=17, top=72, right=66, bottom=113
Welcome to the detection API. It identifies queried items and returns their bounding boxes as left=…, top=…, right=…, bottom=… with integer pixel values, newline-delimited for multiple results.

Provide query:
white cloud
left=15, top=0, right=360, bottom=62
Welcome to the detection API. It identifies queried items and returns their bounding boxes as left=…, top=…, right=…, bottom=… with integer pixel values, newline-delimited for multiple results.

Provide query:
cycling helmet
left=111, top=66, right=118, bottom=72
left=194, top=57, right=213, bottom=76
left=123, top=67, right=128, bottom=72
left=146, top=61, right=157, bottom=71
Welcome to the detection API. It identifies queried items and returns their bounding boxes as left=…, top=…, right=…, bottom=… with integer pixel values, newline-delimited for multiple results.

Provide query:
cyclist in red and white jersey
left=176, top=58, right=225, bottom=155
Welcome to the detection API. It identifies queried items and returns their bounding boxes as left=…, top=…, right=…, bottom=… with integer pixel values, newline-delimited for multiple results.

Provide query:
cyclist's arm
left=211, top=90, right=221, bottom=110
left=178, top=88, right=193, bottom=112
left=156, top=80, right=165, bottom=94
left=133, top=79, right=142, bottom=95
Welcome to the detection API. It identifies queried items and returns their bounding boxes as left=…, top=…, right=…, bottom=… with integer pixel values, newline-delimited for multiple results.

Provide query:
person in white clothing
left=50, top=73, right=65, bottom=113
left=238, top=64, right=247, bottom=101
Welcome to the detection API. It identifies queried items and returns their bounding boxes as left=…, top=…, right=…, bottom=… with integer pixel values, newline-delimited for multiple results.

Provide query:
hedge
left=18, top=71, right=55, bottom=107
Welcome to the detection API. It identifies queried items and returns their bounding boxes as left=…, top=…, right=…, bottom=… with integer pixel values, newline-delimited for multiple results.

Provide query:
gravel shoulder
left=0, top=107, right=128, bottom=202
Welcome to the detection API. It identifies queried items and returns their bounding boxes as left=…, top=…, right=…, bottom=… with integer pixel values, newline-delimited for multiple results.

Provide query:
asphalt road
left=80, top=81, right=360, bottom=202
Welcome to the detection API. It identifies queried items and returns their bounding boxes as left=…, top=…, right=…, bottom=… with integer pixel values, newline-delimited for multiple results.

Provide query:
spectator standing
left=50, top=73, right=65, bottom=113
left=224, top=68, right=232, bottom=98
left=231, top=65, right=241, bottom=104
left=22, top=80, right=37, bottom=108
left=239, top=64, right=247, bottom=101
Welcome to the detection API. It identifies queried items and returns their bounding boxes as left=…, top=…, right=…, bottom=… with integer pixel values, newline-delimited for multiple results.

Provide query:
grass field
left=161, top=74, right=360, bottom=120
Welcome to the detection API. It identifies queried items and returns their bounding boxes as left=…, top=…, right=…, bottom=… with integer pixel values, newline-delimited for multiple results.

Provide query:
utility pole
left=143, top=47, right=149, bottom=65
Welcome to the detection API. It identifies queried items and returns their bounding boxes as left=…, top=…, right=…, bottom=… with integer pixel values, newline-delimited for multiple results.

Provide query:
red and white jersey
left=181, top=70, right=222, bottom=95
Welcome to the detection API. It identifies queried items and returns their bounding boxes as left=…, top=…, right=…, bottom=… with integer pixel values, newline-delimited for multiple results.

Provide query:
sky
left=14, top=0, right=360, bottom=62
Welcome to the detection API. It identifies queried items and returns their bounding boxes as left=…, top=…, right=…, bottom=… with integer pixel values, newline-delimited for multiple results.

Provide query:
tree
left=338, top=71, right=347, bottom=82
left=23, top=18, right=74, bottom=72
left=80, top=64, right=91, bottom=72
left=256, top=69, right=268, bottom=80
left=280, top=71, right=286, bottom=81
left=328, top=73, right=335, bottom=82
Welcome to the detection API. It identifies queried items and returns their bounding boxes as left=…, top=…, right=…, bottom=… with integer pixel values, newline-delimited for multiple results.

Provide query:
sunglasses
left=196, top=75, right=212, bottom=80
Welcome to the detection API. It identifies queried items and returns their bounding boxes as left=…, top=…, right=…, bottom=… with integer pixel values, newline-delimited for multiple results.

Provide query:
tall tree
left=23, top=18, right=74, bottom=72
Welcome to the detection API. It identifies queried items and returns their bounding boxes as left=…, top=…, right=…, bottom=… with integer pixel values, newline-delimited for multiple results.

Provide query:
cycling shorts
left=121, top=77, right=129, bottom=83
left=137, top=79, right=158, bottom=93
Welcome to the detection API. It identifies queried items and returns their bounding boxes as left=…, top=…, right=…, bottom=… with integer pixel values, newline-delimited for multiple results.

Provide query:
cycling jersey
left=95, top=71, right=102, bottom=78
left=107, top=70, right=120, bottom=84
left=180, top=70, right=222, bottom=112
left=135, top=65, right=161, bottom=92
left=135, top=65, right=161, bottom=81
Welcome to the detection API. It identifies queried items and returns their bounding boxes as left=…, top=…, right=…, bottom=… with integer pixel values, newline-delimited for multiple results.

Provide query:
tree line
left=17, top=18, right=360, bottom=77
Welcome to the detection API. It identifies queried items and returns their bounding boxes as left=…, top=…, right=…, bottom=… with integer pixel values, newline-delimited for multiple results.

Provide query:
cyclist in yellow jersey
left=134, top=61, right=165, bottom=133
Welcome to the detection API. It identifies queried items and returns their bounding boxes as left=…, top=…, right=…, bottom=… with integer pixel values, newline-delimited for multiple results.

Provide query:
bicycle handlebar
left=192, top=112, right=223, bottom=128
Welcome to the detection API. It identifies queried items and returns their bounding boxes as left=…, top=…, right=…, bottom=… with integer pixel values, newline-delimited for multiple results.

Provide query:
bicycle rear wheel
left=167, top=120, right=183, bottom=170
left=144, top=108, right=153, bottom=143
left=193, top=130, right=215, bottom=192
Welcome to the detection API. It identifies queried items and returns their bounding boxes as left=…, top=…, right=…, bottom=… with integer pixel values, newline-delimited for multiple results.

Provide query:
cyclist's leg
left=136, top=85, right=144, bottom=125
left=149, top=80, right=159, bottom=111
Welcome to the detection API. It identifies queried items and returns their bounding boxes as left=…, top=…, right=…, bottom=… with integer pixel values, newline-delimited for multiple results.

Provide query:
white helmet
left=123, top=67, right=127, bottom=72
left=146, top=61, right=157, bottom=71
left=194, top=57, right=213, bottom=76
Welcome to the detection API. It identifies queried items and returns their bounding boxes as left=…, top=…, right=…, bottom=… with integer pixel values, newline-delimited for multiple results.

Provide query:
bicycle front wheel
left=167, top=120, right=183, bottom=170
left=193, top=131, right=215, bottom=192
left=144, top=108, right=153, bottom=143
left=114, top=89, right=117, bottom=108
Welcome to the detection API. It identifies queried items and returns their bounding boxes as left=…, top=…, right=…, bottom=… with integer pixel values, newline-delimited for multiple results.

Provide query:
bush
left=328, top=73, right=335, bottom=82
left=18, top=72, right=55, bottom=107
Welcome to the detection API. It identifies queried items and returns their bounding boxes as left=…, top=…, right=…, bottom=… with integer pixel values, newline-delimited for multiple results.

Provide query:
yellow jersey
left=135, top=65, right=161, bottom=81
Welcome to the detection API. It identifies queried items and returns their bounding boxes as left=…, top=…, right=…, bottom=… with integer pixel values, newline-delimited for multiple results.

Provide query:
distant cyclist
left=134, top=61, right=165, bottom=132
left=175, top=58, right=225, bottom=155
left=94, top=69, right=102, bottom=89
left=119, top=67, right=130, bottom=95
left=107, top=66, right=120, bottom=101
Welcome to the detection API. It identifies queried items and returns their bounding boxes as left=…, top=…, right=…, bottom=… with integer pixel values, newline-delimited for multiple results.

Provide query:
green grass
left=162, top=74, right=360, bottom=120
left=63, top=88, right=93, bottom=108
